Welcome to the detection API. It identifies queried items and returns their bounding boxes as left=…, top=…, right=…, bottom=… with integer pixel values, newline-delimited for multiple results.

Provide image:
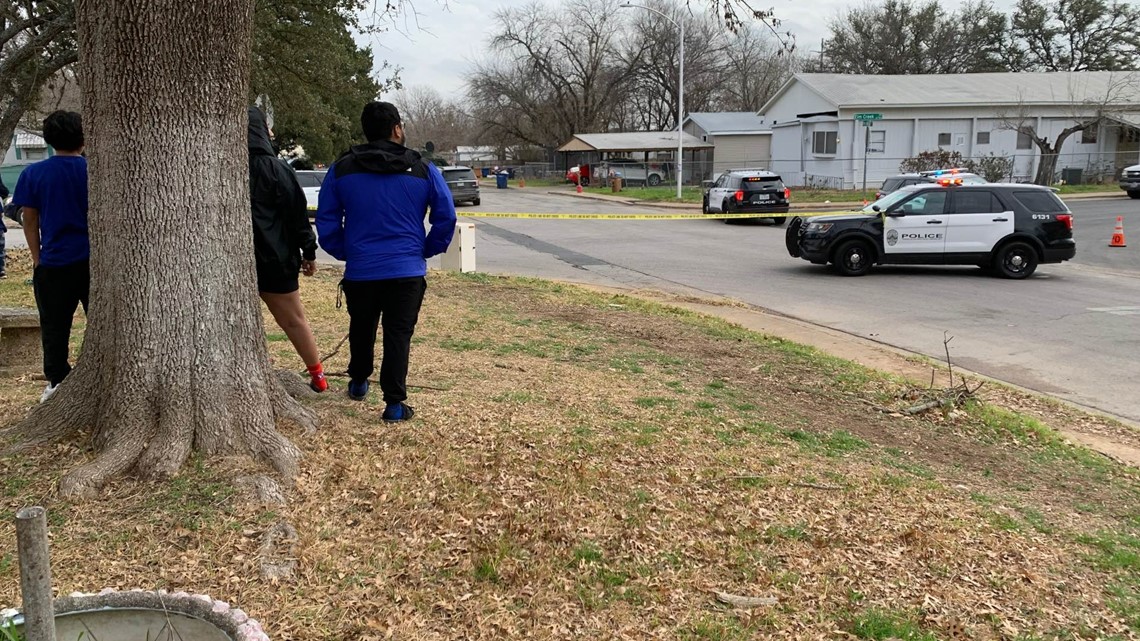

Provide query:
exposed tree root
left=3, top=359, right=316, bottom=499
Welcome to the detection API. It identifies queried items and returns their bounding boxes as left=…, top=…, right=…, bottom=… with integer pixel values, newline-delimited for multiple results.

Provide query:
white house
left=761, top=72, right=1140, bottom=189
left=681, top=112, right=771, bottom=175
left=2, top=128, right=53, bottom=187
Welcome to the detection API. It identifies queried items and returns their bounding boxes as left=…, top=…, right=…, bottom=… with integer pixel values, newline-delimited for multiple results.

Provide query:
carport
left=1107, top=113, right=1140, bottom=174
left=558, top=131, right=714, bottom=184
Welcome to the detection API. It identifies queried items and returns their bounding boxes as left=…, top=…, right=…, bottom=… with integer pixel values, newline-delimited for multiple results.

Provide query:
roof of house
left=761, top=71, right=1140, bottom=113
left=14, top=129, right=46, bottom=148
left=558, top=131, right=713, bottom=153
left=684, top=112, right=769, bottom=134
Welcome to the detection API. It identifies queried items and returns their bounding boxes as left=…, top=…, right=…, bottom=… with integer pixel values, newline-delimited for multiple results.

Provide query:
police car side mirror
left=871, top=205, right=882, bottom=212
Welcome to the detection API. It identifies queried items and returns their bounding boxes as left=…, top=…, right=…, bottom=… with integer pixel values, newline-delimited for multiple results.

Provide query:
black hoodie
left=248, top=106, right=316, bottom=278
left=337, top=139, right=424, bottom=176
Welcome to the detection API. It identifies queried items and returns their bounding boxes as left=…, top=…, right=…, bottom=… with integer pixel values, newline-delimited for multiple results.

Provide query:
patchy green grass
left=849, top=609, right=939, bottom=640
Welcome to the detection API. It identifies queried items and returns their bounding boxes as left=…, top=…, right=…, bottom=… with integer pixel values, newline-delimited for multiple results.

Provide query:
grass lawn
left=0, top=248, right=1138, bottom=640
left=1054, top=183, right=1123, bottom=195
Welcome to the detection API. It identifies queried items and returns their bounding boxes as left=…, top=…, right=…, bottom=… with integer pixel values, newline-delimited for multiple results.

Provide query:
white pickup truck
left=1120, top=164, right=1140, bottom=199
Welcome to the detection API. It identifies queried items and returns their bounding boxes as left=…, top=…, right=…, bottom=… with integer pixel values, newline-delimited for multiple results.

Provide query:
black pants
left=33, top=260, right=90, bottom=386
left=0, top=230, right=6, bottom=275
left=343, top=276, right=426, bottom=404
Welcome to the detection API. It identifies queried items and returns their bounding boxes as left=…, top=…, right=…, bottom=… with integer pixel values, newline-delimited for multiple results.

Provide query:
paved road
left=435, top=189, right=1140, bottom=423
left=6, top=191, right=1137, bottom=422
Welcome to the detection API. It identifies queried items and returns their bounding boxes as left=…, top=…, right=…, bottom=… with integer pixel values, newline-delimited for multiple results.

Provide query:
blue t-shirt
left=11, top=155, right=90, bottom=267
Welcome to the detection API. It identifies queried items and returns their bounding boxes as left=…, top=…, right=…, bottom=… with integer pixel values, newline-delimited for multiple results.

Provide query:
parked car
left=785, top=181, right=1075, bottom=279
left=875, top=169, right=986, bottom=199
left=599, top=158, right=668, bottom=187
left=294, top=169, right=327, bottom=216
left=702, top=169, right=790, bottom=224
left=442, top=166, right=481, bottom=206
left=1119, top=164, right=1140, bottom=199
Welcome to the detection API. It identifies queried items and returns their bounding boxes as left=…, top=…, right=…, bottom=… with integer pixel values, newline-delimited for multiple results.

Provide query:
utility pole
left=862, top=123, right=870, bottom=197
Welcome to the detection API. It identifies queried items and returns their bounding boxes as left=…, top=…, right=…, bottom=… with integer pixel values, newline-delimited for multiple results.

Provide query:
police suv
left=785, top=180, right=1076, bottom=279
left=702, top=169, right=790, bottom=224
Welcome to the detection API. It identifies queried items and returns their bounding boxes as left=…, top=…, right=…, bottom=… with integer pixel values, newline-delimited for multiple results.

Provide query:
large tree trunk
left=4, top=0, right=315, bottom=497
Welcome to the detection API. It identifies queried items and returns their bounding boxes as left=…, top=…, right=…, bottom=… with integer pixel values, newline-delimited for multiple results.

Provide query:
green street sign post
left=855, top=114, right=882, bottom=196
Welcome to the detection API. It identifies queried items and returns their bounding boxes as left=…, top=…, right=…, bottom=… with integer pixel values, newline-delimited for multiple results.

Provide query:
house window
left=977, top=131, right=990, bottom=145
left=24, top=148, right=46, bottom=161
left=1016, top=130, right=1034, bottom=150
left=937, top=133, right=951, bottom=146
left=867, top=130, right=885, bottom=153
left=1082, top=128, right=1098, bottom=144
left=812, top=131, right=838, bottom=155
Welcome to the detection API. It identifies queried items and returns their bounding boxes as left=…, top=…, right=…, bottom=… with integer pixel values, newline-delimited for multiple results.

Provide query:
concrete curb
left=543, top=190, right=864, bottom=212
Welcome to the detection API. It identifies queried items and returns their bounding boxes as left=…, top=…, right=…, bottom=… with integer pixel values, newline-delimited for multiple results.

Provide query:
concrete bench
left=0, top=307, right=41, bottom=375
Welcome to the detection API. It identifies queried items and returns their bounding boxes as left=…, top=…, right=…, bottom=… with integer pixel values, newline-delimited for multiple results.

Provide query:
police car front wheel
left=831, top=238, right=875, bottom=277
left=993, top=241, right=1038, bottom=279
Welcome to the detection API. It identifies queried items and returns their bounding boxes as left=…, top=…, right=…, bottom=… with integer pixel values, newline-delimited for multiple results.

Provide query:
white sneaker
left=40, top=384, right=57, bottom=403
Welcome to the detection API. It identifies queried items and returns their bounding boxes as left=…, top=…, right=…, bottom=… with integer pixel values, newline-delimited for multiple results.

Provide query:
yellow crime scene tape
left=306, top=206, right=859, bottom=220
left=455, top=211, right=854, bottom=220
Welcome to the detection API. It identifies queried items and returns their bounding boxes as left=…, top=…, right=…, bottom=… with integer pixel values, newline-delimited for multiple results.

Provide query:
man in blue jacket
left=316, top=101, right=457, bottom=422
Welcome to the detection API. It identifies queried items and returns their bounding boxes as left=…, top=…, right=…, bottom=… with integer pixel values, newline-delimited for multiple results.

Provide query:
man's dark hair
left=361, top=102, right=401, bottom=143
left=42, top=111, right=84, bottom=152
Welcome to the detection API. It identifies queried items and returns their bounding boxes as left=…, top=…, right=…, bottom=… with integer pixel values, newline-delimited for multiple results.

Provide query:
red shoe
left=307, top=364, right=328, bottom=393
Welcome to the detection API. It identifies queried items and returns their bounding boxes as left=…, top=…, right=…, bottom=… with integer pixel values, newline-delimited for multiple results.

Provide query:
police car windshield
left=862, top=186, right=920, bottom=212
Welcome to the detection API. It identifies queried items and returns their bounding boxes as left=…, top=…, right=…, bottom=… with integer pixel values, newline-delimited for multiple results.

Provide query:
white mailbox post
left=440, top=222, right=476, bottom=273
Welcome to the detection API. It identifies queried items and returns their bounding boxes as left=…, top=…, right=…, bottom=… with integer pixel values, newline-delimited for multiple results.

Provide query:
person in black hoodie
left=0, top=173, right=8, bottom=278
left=248, top=106, right=327, bottom=392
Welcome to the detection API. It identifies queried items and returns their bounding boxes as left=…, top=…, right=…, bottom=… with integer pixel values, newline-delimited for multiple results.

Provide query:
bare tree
left=3, top=0, right=315, bottom=497
left=468, top=0, right=647, bottom=149
left=997, top=73, right=1140, bottom=185
left=624, top=2, right=725, bottom=131
left=394, top=85, right=472, bottom=154
left=0, top=0, right=78, bottom=161
left=718, top=25, right=802, bottom=111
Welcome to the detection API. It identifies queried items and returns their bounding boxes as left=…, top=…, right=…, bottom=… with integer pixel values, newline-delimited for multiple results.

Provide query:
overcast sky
left=360, top=0, right=844, bottom=99
left=361, top=0, right=1020, bottom=100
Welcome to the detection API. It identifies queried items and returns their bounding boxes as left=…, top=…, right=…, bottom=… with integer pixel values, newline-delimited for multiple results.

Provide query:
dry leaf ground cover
left=0, top=247, right=1138, bottom=640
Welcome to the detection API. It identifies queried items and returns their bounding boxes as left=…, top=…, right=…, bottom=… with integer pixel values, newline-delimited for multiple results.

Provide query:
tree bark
left=2, top=0, right=315, bottom=497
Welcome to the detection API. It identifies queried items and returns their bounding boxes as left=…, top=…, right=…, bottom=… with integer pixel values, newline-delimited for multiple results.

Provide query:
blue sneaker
left=382, top=402, right=415, bottom=423
left=347, top=379, right=369, bottom=401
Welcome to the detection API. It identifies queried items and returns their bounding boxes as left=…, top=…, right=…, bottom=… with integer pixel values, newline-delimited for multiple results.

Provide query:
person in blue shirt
left=11, top=111, right=90, bottom=402
left=316, top=101, right=457, bottom=422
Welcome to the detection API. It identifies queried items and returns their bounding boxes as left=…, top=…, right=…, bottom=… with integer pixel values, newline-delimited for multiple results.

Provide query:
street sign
left=854, top=113, right=882, bottom=121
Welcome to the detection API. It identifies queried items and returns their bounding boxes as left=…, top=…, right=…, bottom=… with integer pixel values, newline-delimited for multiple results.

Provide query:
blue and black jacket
left=315, top=140, right=457, bottom=281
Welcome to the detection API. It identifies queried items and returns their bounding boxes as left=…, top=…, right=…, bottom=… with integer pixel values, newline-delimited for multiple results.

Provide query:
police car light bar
left=938, top=178, right=964, bottom=186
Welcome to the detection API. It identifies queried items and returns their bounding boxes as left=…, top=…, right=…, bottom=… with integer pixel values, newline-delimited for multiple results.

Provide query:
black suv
left=702, top=169, right=790, bottom=224
left=875, top=169, right=985, bottom=199
left=441, top=166, right=481, bottom=206
left=786, top=182, right=1075, bottom=279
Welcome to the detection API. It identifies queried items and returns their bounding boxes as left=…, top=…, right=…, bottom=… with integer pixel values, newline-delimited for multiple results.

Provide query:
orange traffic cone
left=576, top=182, right=583, bottom=194
left=519, top=178, right=526, bottom=188
left=1110, top=216, right=1127, bottom=248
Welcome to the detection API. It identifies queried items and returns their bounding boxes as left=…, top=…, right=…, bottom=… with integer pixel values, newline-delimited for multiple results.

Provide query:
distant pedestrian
left=10, top=111, right=89, bottom=401
left=315, top=101, right=457, bottom=422
left=0, top=173, right=9, bottom=278
left=247, top=106, right=328, bottom=393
